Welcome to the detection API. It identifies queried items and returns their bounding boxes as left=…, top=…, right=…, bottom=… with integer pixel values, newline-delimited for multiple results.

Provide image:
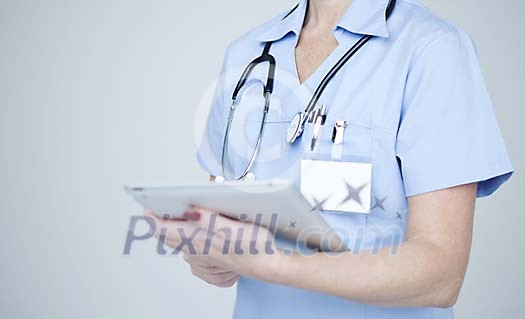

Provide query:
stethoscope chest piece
left=286, top=112, right=306, bottom=144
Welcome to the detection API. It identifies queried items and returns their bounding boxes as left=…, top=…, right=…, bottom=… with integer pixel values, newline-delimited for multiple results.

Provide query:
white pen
left=310, top=104, right=326, bottom=151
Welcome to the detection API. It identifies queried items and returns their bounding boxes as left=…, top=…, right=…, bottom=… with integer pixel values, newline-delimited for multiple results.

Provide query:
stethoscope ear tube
left=385, top=0, right=396, bottom=20
left=265, top=53, right=276, bottom=94
left=232, top=42, right=276, bottom=101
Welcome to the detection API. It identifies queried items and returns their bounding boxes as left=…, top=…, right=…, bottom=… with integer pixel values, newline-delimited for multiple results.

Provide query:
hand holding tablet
left=124, top=180, right=343, bottom=251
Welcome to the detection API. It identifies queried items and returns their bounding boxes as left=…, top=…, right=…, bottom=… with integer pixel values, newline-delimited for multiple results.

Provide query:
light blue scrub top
left=196, top=0, right=514, bottom=318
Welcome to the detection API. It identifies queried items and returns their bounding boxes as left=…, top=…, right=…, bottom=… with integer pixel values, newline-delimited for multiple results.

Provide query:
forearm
left=248, top=185, right=476, bottom=308
left=253, top=239, right=465, bottom=308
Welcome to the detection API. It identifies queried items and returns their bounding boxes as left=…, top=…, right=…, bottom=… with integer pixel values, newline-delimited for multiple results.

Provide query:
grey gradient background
left=0, top=0, right=523, bottom=318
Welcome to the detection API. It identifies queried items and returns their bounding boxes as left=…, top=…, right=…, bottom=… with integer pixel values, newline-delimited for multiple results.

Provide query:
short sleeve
left=195, top=47, right=231, bottom=177
left=396, top=29, right=513, bottom=198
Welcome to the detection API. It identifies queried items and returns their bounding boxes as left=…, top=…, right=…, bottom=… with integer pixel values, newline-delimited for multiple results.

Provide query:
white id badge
left=300, top=159, right=372, bottom=214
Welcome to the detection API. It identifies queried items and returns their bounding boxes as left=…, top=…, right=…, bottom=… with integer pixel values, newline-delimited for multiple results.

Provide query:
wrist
left=247, top=248, right=290, bottom=284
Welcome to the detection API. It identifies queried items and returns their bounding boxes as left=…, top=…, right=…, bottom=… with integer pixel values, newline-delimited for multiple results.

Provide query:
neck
left=304, top=0, right=352, bottom=29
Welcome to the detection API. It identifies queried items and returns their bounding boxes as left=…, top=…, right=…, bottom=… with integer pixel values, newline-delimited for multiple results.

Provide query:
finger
left=184, top=256, right=237, bottom=276
left=147, top=212, right=204, bottom=246
left=199, top=267, right=236, bottom=275
left=182, top=254, right=215, bottom=268
left=182, top=255, right=234, bottom=274
left=220, top=273, right=241, bottom=283
left=190, top=267, right=225, bottom=283
left=145, top=209, right=192, bottom=222
left=150, top=213, right=195, bottom=231
left=188, top=206, right=215, bottom=214
left=215, top=274, right=241, bottom=288
left=182, top=210, right=201, bottom=221
left=145, top=211, right=186, bottom=240
left=190, top=264, right=234, bottom=276
left=190, top=267, right=239, bottom=286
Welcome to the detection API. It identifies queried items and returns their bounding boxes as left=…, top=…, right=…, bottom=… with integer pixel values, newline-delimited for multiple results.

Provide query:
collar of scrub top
left=255, top=0, right=392, bottom=44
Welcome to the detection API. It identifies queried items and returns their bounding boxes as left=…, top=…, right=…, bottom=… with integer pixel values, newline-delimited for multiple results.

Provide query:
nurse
left=147, top=0, right=513, bottom=318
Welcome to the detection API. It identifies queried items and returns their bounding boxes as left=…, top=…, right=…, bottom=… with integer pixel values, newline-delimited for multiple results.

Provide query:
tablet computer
left=124, top=180, right=343, bottom=251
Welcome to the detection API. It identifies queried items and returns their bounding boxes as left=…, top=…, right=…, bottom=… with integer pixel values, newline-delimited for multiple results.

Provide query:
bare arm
left=252, top=183, right=476, bottom=308
left=157, top=177, right=476, bottom=304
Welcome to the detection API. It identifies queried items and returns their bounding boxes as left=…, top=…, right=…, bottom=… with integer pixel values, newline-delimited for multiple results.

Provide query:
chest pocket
left=300, top=118, right=373, bottom=163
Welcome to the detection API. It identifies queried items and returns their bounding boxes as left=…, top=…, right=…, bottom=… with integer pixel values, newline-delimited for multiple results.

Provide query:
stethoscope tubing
left=232, top=42, right=276, bottom=101
left=304, top=0, right=396, bottom=115
left=220, top=0, right=396, bottom=180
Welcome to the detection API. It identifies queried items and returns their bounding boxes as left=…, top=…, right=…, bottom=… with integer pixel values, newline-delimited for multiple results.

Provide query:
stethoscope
left=220, top=0, right=396, bottom=181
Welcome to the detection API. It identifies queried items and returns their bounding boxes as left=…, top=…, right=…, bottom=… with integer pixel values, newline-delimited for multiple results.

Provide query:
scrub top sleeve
left=395, top=29, right=513, bottom=198
left=195, top=47, right=232, bottom=177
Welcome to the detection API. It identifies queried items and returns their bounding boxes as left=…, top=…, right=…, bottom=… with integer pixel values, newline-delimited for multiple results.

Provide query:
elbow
left=433, top=289, right=460, bottom=308
left=427, top=279, right=463, bottom=308
left=422, top=248, right=468, bottom=308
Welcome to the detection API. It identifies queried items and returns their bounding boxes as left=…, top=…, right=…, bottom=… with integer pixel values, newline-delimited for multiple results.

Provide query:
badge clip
left=331, top=120, right=347, bottom=145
